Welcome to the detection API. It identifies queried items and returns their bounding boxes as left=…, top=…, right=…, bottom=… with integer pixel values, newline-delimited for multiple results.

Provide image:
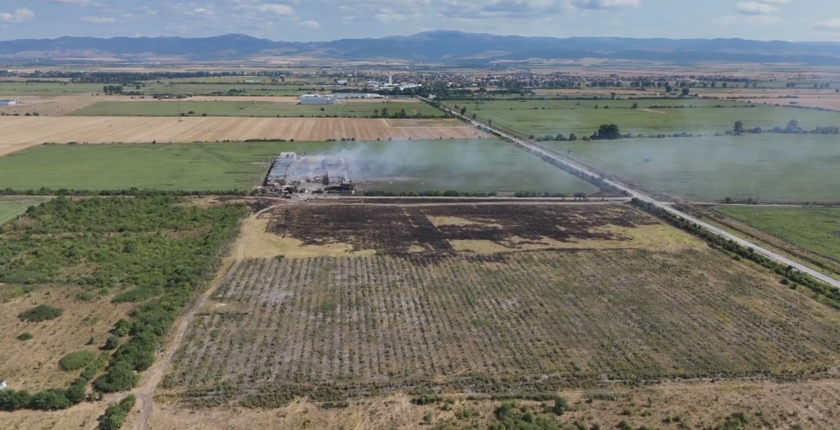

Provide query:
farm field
left=549, top=134, right=840, bottom=202
left=0, top=197, right=51, bottom=225
left=447, top=98, right=840, bottom=137
left=163, top=203, right=840, bottom=409
left=0, top=140, right=596, bottom=194
left=714, top=206, right=840, bottom=262
left=0, top=117, right=486, bottom=155
left=0, top=81, right=305, bottom=96
left=68, top=100, right=442, bottom=118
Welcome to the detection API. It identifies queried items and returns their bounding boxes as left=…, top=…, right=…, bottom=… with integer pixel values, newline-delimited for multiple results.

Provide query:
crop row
left=169, top=250, right=840, bottom=406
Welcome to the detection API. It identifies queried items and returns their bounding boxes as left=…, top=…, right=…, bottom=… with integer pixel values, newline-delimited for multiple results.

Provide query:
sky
left=2, top=0, right=840, bottom=42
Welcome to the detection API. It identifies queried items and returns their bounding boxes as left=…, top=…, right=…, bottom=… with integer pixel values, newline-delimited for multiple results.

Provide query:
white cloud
left=82, top=16, right=116, bottom=23
left=735, top=2, right=778, bottom=15
left=714, top=14, right=779, bottom=27
left=256, top=4, right=295, bottom=16
left=571, top=0, right=640, bottom=10
left=298, top=20, right=320, bottom=28
left=814, top=19, right=840, bottom=32
left=757, top=0, right=788, bottom=3
left=0, top=7, right=35, bottom=23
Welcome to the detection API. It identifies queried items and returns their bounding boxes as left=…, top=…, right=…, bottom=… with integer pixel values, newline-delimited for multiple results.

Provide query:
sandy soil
left=0, top=117, right=488, bottom=156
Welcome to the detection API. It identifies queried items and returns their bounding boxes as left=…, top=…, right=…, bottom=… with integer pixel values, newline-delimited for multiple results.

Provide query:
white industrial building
left=0, top=99, right=17, bottom=106
left=299, top=94, right=337, bottom=105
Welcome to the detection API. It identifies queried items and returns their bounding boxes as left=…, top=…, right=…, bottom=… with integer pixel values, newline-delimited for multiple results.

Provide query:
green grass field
left=0, top=141, right=596, bottom=194
left=714, top=206, right=840, bottom=262
left=0, top=81, right=305, bottom=96
left=449, top=98, right=840, bottom=137
left=0, top=197, right=51, bottom=225
left=545, top=134, right=840, bottom=202
left=68, top=100, right=442, bottom=118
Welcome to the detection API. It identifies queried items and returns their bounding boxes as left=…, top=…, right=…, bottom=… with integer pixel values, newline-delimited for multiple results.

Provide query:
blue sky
left=1, top=0, right=840, bottom=41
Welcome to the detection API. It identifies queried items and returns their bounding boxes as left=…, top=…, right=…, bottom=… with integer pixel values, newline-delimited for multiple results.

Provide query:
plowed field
left=0, top=117, right=487, bottom=156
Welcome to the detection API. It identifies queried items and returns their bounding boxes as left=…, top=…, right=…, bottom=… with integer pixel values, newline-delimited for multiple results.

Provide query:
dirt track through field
left=0, top=117, right=488, bottom=156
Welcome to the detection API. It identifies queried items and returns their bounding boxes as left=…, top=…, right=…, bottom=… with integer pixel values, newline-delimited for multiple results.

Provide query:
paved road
left=423, top=97, right=840, bottom=290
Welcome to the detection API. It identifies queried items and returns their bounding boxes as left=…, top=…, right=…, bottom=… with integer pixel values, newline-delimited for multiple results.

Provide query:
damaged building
left=265, top=152, right=355, bottom=195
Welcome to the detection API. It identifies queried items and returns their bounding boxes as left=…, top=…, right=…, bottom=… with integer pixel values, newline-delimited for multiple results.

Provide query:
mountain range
left=3, top=31, right=840, bottom=65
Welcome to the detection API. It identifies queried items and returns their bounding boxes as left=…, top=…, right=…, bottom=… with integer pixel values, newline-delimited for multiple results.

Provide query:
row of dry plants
left=164, top=247, right=840, bottom=408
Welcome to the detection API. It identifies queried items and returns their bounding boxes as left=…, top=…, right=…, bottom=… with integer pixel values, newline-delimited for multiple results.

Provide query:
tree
left=785, top=119, right=800, bottom=133
left=681, top=87, right=690, bottom=96
left=594, top=124, right=621, bottom=140
left=552, top=396, right=568, bottom=415
left=460, top=107, right=467, bottom=115
left=734, top=121, right=744, bottom=135
left=568, top=133, right=577, bottom=141
left=631, top=103, right=638, bottom=109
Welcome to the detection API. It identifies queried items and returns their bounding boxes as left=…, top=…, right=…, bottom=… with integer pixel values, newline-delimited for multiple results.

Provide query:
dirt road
left=424, top=97, right=840, bottom=290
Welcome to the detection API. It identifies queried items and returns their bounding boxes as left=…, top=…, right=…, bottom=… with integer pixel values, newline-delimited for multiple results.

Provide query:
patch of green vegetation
left=554, top=134, right=840, bottom=202
left=18, top=304, right=64, bottom=322
left=58, top=350, right=96, bottom=372
left=97, top=394, right=136, bottom=430
left=715, top=206, right=840, bottom=261
left=16, top=332, right=33, bottom=341
left=448, top=98, right=840, bottom=137
left=0, top=140, right=596, bottom=194
left=0, top=196, right=247, bottom=410
left=69, top=100, right=443, bottom=118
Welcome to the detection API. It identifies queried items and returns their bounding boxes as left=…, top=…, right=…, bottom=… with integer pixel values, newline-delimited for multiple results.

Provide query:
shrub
left=18, top=304, right=63, bottom=322
left=59, top=350, right=96, bottom=372
left=97, top=395, right=136, bottom=430
left=552, top=396, right=568, bottom=415
left=111, top=319, right=132, bottom=337
left=93, top=361, right=140, bottom=393
left=30, top=389, right=71, bottom=410
left=0, top=389, right=33, bottom=411
left=103, top=335, right=120, bottom=350
left=17, top=332, right=33, bottom=341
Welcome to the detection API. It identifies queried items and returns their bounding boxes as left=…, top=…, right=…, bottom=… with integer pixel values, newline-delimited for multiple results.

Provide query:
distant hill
left=3, top=31, right=840, bottom=65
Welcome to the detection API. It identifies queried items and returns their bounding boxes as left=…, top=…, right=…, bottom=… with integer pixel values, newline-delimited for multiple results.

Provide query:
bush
left=18, top=304, right=63, bottom=322
left=0, top=389, right=33, bottom=411
left=59, top=350, right=96, bottom=372
left=552, top=396, right=568, bottom=415
left=16, top=332, right=33, bottom=341
left=97, top=395, right=136, bottom=430
left=103, top=335, right=120, bottom=350
left=111, top=319, right=132, bottom=337
left=93, top=361, right=140, bottom=393
left=30, top=389, right=71, bottom=410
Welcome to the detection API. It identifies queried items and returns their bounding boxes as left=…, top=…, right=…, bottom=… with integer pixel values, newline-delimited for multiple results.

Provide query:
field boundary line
left=134, top=204, right=279, bottom=430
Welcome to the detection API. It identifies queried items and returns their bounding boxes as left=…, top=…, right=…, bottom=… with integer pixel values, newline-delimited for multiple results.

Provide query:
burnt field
left=162, top=203, right=840, bottom=409
left=267, top=203, right=660, bottom=258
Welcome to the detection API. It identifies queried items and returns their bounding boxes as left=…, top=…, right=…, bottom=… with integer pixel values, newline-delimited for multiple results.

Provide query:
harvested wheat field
left=0, top=117, right=487, bottom=156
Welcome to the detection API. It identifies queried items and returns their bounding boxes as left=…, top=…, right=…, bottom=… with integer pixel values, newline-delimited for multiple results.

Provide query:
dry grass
left=0, top=117, right=487, bottom=156
left=0, top=286, right=134, bottom=391
left=230, top=214, right=376, bottom=260
left=142, top=379, right=840, bottom=430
